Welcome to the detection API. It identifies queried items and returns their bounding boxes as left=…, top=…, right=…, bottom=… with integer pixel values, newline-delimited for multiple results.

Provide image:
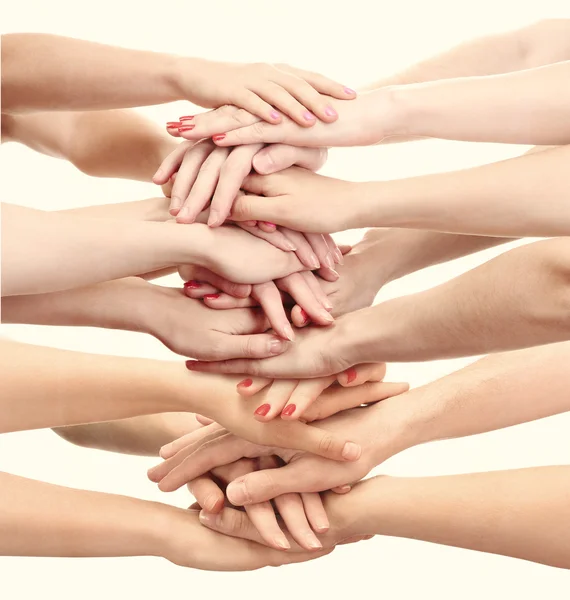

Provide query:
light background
left=2, top=1, right=570, bottom=598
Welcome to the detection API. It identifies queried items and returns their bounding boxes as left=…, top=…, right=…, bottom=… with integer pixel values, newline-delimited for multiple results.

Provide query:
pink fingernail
left=263, top=222, right=276, bottom=229
left=325, top=106, right=338, bottom=117
left=344, top=87, right=356, bottom=95
left=270, top=110, right=280, bottom=120
left=303, top=111, right=316, bottom=121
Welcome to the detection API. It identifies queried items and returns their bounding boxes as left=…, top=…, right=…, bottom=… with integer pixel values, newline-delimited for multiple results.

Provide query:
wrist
left=364, top=86, right=409, bottom=140
left=164, top=222, right=211, bottom=267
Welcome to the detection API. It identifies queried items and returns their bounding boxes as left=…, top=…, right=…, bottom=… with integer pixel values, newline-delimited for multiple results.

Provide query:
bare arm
left=1, top=109, right=177, bottom=181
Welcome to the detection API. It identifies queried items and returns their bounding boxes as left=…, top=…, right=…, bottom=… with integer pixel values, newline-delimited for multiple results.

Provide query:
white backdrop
left=2, top=1, right=570, bottom=598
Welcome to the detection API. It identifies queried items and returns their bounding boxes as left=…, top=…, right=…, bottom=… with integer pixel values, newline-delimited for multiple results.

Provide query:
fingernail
left=300, top=309, right=309, bottom=325
left=212, top=134, right=226, bottom=142
left=319, top=309, right=334, bottom=323
left=199, top=511, right=218, bottom=526
left=270, top=110, right=280, bottom=120
left=255, top=404, right=271, bottom=416
left=324, top=253, right=335, bottom=269
left=238, top=378, right=253, bottom=388
left=255, top=154, right=275, bottom=173
left=322, top=297, right=333, bottom=311
left=326, top=268, right=340, bottom=281
left=204, top=294, right=220, bottom=300
left=269, top=337, right=286, bottom=355
left=275, top=535, right=291, bottom=550
left=227, top=479, right=250, bottom=505
left=154, top=168, right=164, bottom=180
left=160, top=443, right=172, bottom=457
left=281, top=404, right=296, bottom=417
left=344, top=87, right=356, bottom=95
left=303, top=111, right=316, bottom=121
left=345, top=367, right=357, bottom=384
left=338, top=485, right=352, bottom=493
left=334, top=247, right=344, bottom=265
left=208, top=210, right=224, bottom=227
left=185, top=360, right=198, bottom=370
left=308, top=253, right=320, bottom=269
left=183, top=280, right=201, bottom=289
left=166, top=121, right=181, bottom=128
left=342, top=442, right=361, bottom=461
left=179, top=115, right=194, bottom=121
left=283, top=323, right=295, bottom=341
left=307, top=535, right=323, bottom=550
left=283, top=240, right=297, bottom=251
left=178, top=125, right=195, bottom=132
left=262, top=222, right=276, bottom=229
left=325, top=106, right=338, bottom=117
left=315, top=520, right=329, bottom=533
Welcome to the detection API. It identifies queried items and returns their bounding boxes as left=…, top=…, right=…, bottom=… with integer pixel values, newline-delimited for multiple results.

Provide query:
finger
left=276, top=273, right=333, bottom=326
left=195, top=414, right=215, bottom=426
left=178, top=147, right=230, bottom=224
left=279, top=376, right=335, bottom=421
left=209, top=145, right=262, bottom=227
left=157, top=423, right=225, bottom=461
left=331, top=485, right=352, bottom=494
left=280, top=229, right=320, bottom=270
left=207, top=331, right=291, bottom=361
left=165, top=121, right=182, bottom=138
left=236, top=377, right=273, bottom=397
left=182, top=267, right=252, bottom=298
left=202, top=293, right=257, bottom=309
left=267, top=73, right=336, bottom=124
left=253, top=380, right=299, bottom=422
left=251, top=282, right=294, bottom=341
left=235, top=222, right=297, bottom=253
left=338, top=244, right=352, bottom=256
left=253, top=145, right=327, bottom=175
left=305, top=233, right=335, bottom=271
left=152, top=140, right=190, bottom=184
left=179, top=106, right=260, bottom=140
left=301, top=492, right=329, bottom=533
left=183, top=280, right=220, bottom=298
left=324, top=233, right=343, bottom=265
left=317, top=266, right=340, bottom=282
left=290, top=304, right=311, bottom=328
left=214, top=120, right=285, bottom=147
left=280, top=66, right=357, bottom=100
left=257, top=221, right=278, bottom=233
left=337, top=363, right=387, bottom=387
left=300, top=271, right=332, bottom=311
left=185, top=357, right=273, bottom=376
left=187, top=475, right=225, bottom=513
left=170, top=142, right=214, bottom=217
left=231, top=89, right=283, bottom=125
left=302, top=381, right=411, bottom=422
left=250, top=81, right=317, bottom=127
left=274, top=493, right=323, bottom=550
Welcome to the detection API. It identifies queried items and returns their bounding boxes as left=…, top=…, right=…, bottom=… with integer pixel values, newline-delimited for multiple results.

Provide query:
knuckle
left=256, top=470, right=279, bottom=499
left=250, top=121, right=268, bottom=139
left=242, top=336, right=259, bottom=359
left=219, top=105, right=238, bottom=116
left=318, top=434, right=336, bottom=455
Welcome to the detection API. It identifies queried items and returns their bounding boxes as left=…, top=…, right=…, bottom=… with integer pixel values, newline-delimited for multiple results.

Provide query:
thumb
left=287, top=422, right=362, bottom=462
left=214, top=333, right=290, bottom=360
left=253, top=146, right=327, bottom=175
left=240, top=173, right=270, bottom=195
left=230, top=193, right=285, bottom=225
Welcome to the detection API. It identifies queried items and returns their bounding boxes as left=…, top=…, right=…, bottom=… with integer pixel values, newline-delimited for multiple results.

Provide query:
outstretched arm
left=2, top=109, right=177, bottom=181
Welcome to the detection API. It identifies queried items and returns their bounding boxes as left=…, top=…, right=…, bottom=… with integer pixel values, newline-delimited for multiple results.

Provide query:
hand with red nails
left=168, top=92, right=389, bottom=148
left=173, top=60, right=356, bottom=127
left=187, top=456, right=329, bottom=551
left=148, top=393, right=412, bottom=500
left=237, top=363, right=408, bottom=423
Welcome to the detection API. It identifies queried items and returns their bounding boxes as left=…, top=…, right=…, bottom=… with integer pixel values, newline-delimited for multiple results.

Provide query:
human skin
left=184, top=238, right=570, bottom=378
left=201, top=467, right=570, bottom=570
left=0, top=471, right=329, bottom=570
left=152, top=341, right=570, bottom=505
left=1, top=33, right=355, bottom=123
left=0, top=338, right=370, bottom=462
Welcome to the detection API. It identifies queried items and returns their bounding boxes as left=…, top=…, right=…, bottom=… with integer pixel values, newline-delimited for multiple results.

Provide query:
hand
left=172, top=91, right=390, bottom=147
left=184, top=313, right=359, bottom=378
left=174, top=59, right=356, bottom=126
left=236, top=363, right=407, bottom=422
left=187, top=456, right=329, bottom=551
left=158, top=506, right=332, bottom=571
left=131, top=278, right=291, bottom=360
left=231, top=167, right=362, bottom=234
left=149, top=371, right=364, bottom=465
left=148, top=384, right=412, bottom=496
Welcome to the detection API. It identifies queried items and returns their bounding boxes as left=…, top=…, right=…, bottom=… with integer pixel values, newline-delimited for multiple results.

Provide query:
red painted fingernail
left=183, top=280, right=201, bottom=289
left=212, top=134, right=226, bottom=142
left=281, top=404, right=296, bottom=417
left=345, top=367, right=357, bottom=384
left=178, top=125, right=195, bottom=132
left=204, top=294, right=220, bottom=300
left=166, top=121, right=181, bottom=128
left=255, top=404, right=271, bottom=417
left=300, top=309, right=309, bottom=324
left=179, top=115, right=194, bottom=121
left=238, top=378, right=253, bottom=388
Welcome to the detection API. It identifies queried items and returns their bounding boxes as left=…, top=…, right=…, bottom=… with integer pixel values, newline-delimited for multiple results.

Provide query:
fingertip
left=341, top=442, right=361, bottom=462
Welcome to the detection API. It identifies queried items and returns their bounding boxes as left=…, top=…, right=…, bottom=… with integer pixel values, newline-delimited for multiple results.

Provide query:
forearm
left=0, top=339, right=212, bottom=432
left=57, top=197, right=172, bottom=222
left=356, top=145, right=570, bottom=236
left=364, top=19, right=570, bottom=90
left=348, top=239, right=570, bottom=363
left=385, top=61, right=570, bottom=145
left=346, top=468, right=570, bottom=569
left=1, top=34, right=183, bottom=112
left=0, top=471, right=170, bottom=557
left=1, top=203, right=205, bottom=296
left=54, top=413, right=201, bottom=456
left=2, top=110, right=177, bottom=181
